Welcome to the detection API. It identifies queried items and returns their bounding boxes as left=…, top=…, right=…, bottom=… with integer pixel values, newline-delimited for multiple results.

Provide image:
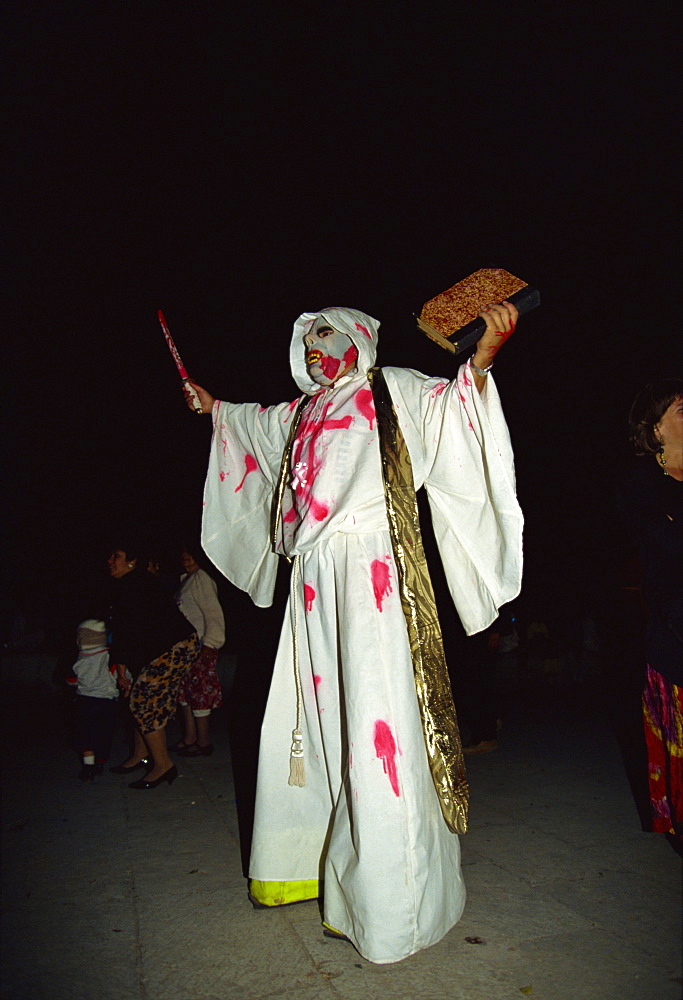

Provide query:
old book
left=417, top=268, right=539, bottom=354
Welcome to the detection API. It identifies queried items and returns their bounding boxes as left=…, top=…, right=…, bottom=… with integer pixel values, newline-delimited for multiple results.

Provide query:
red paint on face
left=304, top=584, right=316, bottom=612
left=342, top=343, right=358, bottom=369
left=355, top=388, right=375, bottom=429
left=313, top=342, right=358, bottom=383
left=374, top=720, right=400, bottom=796
left=234, top=453, right=258, bottom=492
left=355, top=322, right=372, bottom=339
left=371, top=558, right=392, bottom=611
left=320, top=354, right=342, bottom=380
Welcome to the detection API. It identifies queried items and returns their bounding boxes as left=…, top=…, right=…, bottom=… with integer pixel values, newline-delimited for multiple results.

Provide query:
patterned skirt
left=130, top=633, right=201, bottom=735
left=642, top=664, right=683, bottom=838
left=178, top=645, right=223, bottom=712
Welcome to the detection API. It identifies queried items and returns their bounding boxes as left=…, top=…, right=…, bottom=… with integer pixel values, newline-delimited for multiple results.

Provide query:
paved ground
left=1, top=679, right=681, bottom=1000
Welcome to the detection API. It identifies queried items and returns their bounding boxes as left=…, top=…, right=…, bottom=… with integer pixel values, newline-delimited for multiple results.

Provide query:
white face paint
left=303, top=319, right=359, bottom=387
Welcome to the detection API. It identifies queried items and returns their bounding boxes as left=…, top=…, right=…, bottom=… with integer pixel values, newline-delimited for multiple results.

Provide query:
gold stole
left=271, top=372, right=469, bottom=834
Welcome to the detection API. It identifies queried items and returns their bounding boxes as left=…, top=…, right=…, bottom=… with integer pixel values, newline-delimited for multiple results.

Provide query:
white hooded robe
left=202, top=308, right=523, bottom=964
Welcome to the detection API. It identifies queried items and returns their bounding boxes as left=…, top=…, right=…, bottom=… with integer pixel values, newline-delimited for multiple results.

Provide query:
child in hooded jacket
left=68, top=619, right=129, bottom=780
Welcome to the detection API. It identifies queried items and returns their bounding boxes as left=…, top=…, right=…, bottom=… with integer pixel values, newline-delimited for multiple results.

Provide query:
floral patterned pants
left=130, top=633, right=201, bottom=735
left=642, top=664, right=683, bottom=838
left=178, top=645, right=223, bottom=713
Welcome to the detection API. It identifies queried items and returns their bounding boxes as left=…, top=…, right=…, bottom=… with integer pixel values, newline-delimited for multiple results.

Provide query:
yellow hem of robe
left=322, top=921, right=347, bottom=938
left=249, top=879, right=319, bottom=906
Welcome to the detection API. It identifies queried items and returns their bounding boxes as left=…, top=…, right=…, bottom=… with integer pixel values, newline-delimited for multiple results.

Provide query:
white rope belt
left=288, top=555, right=306, bottom=787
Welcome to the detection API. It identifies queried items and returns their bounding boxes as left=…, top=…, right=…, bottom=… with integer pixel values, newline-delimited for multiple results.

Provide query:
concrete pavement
left=1, top=676, right=681, bottom=1000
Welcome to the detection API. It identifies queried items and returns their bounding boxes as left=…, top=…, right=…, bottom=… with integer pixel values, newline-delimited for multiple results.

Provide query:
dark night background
left=4, top=2, right=680, bottom=653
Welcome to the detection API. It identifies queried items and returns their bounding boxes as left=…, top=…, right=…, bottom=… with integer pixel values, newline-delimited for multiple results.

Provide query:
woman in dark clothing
left=617, top=378, right=683, bottom=843
left=107, top=543, right=200, bottom=789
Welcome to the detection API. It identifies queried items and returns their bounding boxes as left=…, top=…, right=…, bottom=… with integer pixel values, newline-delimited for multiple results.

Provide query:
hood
left=290, top=307, right=380, bottom=395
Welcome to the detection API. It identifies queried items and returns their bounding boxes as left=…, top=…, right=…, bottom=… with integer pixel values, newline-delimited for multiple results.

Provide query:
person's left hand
left=115, top=668, right=132, bottom=698
left=472, top=300, right=518, bottom=369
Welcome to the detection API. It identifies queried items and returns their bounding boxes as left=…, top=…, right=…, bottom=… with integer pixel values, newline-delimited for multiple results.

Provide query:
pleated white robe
left=201, top=309, right=522, bottom=964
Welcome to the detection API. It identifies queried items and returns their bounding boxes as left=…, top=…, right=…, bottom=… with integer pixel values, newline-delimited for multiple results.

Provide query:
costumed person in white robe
left=186, top=300, right=523, bottom=964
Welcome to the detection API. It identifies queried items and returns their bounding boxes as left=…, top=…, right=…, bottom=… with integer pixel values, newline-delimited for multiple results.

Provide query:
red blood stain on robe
left=371, top=558, right=392, bottom=611
left=235, top=454, right=258, bottom=492
left=374, top=720, right=400, bottom=796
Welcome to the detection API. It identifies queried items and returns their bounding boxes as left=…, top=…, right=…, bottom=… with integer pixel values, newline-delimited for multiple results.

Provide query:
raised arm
left=469, top=300, right=518, bottom=393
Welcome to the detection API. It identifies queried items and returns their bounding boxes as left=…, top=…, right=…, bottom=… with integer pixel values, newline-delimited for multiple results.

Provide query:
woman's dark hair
left=628, top=378, right=683, bottom=455
left=111, top=537, right=146, bottom=566
left=181, top=538, right=211, bottom=572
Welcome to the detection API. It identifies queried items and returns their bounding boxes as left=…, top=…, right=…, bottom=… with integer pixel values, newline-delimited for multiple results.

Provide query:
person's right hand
left=183, top=380, right=215, bottom=414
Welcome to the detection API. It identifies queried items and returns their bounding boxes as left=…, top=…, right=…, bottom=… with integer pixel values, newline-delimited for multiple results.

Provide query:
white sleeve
left=384, top=365, right=523, bottom=635
left=201, top=397, right=300, bottom=607
left=193, top=571, right=226, bottom=649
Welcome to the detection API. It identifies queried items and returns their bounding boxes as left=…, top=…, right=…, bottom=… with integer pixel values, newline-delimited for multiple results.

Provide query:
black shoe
left=79, top=764, right=97, bottom=782
left=110, top=758, right=150, bottom=774
left=128, top=765, right=178, bottom=790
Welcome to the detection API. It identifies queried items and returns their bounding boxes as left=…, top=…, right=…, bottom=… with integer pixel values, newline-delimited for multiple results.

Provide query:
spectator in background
left=170, top=545, right=225, bottom=757
left=146, top=552, right=177, bottom=596
left=107, top=541, right=199, bottom=789
left=68, top=618, right=123, bottom=780
left=617, top=378, right=683, bottom=846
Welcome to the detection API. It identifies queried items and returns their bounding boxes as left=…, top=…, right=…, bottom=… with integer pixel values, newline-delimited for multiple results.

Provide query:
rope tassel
left=287, top=557, right=306, bottom=787
left=288, top=728, right=306, bottom=787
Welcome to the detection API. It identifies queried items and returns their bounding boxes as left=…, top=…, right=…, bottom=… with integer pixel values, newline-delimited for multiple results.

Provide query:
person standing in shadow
left=617, top=378, right=683, bottom=850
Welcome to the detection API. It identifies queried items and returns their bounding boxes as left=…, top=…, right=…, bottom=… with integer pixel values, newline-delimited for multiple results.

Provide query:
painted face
left=303, top=319, right=359, bottom=387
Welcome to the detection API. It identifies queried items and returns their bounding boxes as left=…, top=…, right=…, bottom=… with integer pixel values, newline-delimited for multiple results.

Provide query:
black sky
left=5, top=2, right=681, bottom=635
